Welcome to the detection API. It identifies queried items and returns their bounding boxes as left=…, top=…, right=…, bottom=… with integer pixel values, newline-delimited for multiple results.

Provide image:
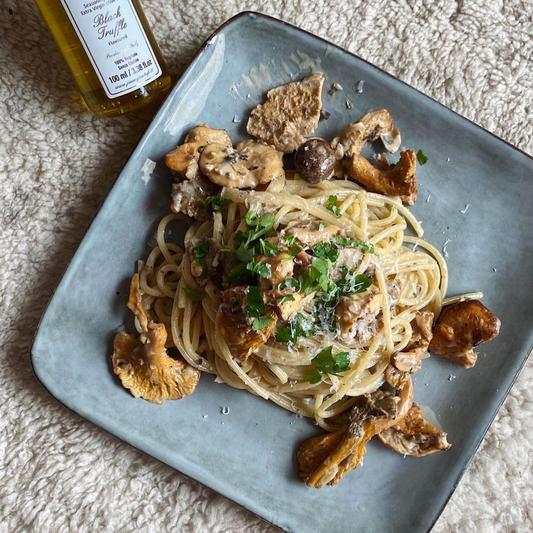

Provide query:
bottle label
left=59, top=0, right=162, bottom=99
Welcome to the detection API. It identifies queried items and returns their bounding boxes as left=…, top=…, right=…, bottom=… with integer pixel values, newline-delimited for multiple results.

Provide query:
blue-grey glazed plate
left=32, top=12, right=533, bottom=533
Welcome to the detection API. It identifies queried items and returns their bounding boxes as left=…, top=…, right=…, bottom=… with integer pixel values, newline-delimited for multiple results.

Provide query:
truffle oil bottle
left=34, top=0, right=172, bottom=117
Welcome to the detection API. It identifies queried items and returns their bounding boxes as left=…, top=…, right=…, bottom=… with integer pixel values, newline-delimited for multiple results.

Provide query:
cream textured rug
left=1, top=1, right=532, bottom=532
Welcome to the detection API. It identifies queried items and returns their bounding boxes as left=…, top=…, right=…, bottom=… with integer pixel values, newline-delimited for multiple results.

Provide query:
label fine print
left=60, top=0, right=162, bottom=99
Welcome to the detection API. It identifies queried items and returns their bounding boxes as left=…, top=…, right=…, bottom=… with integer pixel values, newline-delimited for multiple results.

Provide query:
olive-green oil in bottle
left=34, top=0, right=172, bottom=117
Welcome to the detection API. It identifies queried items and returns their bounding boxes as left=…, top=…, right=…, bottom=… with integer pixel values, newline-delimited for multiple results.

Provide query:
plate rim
left=30, top=10, right=533, bottom=533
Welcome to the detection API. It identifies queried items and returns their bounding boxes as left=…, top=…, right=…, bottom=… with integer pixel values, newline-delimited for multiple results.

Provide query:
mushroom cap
left=112, top=324, right=201, bottom=404
left=429, top=300, right=501, bottom=368
left=199, top=140, right=284, bottom=189
left=392, top=311, right=434, bottom=373
left=184, top=124, right=232, bottom=145
left=246, top=72, right=324, bottom=153
left=294, top=139, right=336, bottom=184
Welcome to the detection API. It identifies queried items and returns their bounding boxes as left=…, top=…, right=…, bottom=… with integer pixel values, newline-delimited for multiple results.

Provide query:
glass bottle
left=34, top=0, right=172, bottom=117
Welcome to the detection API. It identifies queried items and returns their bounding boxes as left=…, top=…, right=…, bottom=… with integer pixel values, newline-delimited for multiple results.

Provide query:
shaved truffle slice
left=246, top=72, right=325, bottom=153
left=219, top=286, right=277, bottom=362
left=378, top=403, right=451, bottom=457
left=392, top=311, right=434, bottom=373
left=429, top=300, right=501, bottom=368
left=350, top=150, right=418, bottom=205
left=298, top=365, right=413, bottom=488
left=111, top=275, right=200, bottom=404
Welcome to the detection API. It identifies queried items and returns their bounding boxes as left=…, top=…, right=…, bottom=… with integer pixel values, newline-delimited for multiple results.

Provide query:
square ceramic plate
left=32, top=12, right=533, bottom=533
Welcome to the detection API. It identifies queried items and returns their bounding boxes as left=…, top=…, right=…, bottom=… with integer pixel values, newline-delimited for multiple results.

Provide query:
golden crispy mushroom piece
left=165, top=125, right=231, bottom=176
left=246, top=72, right=325, bottom=153
left=287, top=224, right=340, bottom=247
left=331, top=109, right=401, bottom=158
left=219, top=286, right=277, bottom=362
left=392, top=311, right=434, bottom=373
left=349, top=150, right=418, bottom=205
left=378, top=402, right=451, bottom=457
left=298, top=365, right=413, bottom=488
left=429, top=300, right=501, bottom=368
left=199, top=140, right=284, bottom=189
left=111, top=275, right=200, bottom=404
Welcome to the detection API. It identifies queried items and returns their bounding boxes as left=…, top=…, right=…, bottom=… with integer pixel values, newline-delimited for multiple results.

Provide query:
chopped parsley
left=254, top=239, right=280, bottom=257
left=279, top=278, right=299, bottom=291
left=227, top=262, right=255, bottom=285
left=182, top=286, right=206, bottom=302
left=246, top=261, right=271, bottom=278
left=332, top=235, right=374, bottom=254
left=203, top=195, right=232, bottom=211
left=417, top=149, right=428, bottom=165
left=305, top=346, right=350, bottom=383
left=326, top=195, right=342, bottom=218
left=316, top=222, right=327, bottom=230
left=277, top=294, right=295, bottom=305
left=234, top=211, right=276, bottom=248
left=193, top=242, right=210, bottom=272
left=251, top=316, right=274, bottom=331
left=275, top=313, right=317, bottom=344
left=312, top=242, right=339, bottom=262
left=246, top=286, right=273, bottom=331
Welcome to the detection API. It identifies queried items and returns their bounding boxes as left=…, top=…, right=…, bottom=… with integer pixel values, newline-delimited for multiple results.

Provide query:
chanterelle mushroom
left=298, top=364, right=413, bottom=488
left=246, top=72, right=325, bottom=153
left=199, top=140, right=284, bottom=188
left=219, top=286, right=277, bottom=362
left=392, top=311, right=434, bottom=373
left=331, top=109, right=401, bottom=158
left=185, top=124, right=232, bottom=145
left=111, top=275, right=200, bottom=404
left=378, top=402, right=451, bottom=457
left=350, top=150, right=418, bottom=205
left=429, top=300, right=501, bottom=368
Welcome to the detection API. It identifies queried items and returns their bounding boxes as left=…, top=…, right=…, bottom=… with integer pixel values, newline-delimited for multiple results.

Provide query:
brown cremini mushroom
left=294, top=139, right=336, bottom=183
left=297, top=364, right=413, bottom=488
left=392, top=311, right=434, bottom=373
left=349, top=150, right=418, bottom=205
left=429, top=300, right=501, bottom=368
left=111, top=275, right=200, bottom=404
left=246, top=72, right=325, bottom=153
left=199, top=140, right=284, bottom=189
left=378, top=402, right=451, bottom=457
left=331, top=109, right=401, bottom=158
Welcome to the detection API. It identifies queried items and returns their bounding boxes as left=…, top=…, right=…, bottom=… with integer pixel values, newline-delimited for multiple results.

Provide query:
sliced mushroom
left=429, top=300, right=501, bottom=368
left=171, top=175, right=218, bottom=221
left=165, top=125, right=232, bottom=178
left=219, top=286, right=277, bottom=362
left=349, top=150, right=418, bottom=205
left=378, top=403, right=451, bottom=457
left=258, top=252, right=295, bottom=291
left=199, top=140, right=284, bottom=189
left=287, top=224, right=340, bottom=247
left=298, top=364, right=413, bottom=488
left=111, top=275, right=200, bottom=404
left=392, top=311, right=434, bottom=373
left=335, top=286, right=384, bottom=344
left=331, top=109, right=400, bottom=158
left=246, top=72, right=325, bottom=153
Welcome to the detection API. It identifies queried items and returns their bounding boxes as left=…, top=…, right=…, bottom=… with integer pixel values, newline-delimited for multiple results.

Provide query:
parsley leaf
left=305, top=371, right=323, bottom=384
left=332, top=235, right=374, bottom=254
left=254, top=239, right=280, bottom=257
left=417, top=149, right=428, bottom=165
left=246, top=286, right=266, bottom=318
left=284, top=235, right=297, bottom=247
left=312, top=242, right=339, bottom=262
left=203, top=195, right=232, bottom=211
left=252, top=316, right=274, bottom=331
left=336, top=271, right=373, bottom=297
left=316, top=222, right=326, bottom=230
left=304, top=346, right=350, bottom=382
left=275, top=313, right=317, bottom=344
left=326, top=195, right=342, bottom=218
left=182, top=286, right=206, bottom=302
left=227, top=262, right=255, bottom=285
left=246, top=261, right=271, bottom=278
left=235, top=211, right=276, bottom=248
left=277, top=294, right=295, bottom=305
left=279, top=278, right=299, bottom=291
left=193, top=242, right=210, bottom=271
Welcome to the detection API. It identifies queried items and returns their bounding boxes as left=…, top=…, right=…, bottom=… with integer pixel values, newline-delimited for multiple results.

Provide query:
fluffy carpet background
left=1, top=1, right=532, bottom=532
